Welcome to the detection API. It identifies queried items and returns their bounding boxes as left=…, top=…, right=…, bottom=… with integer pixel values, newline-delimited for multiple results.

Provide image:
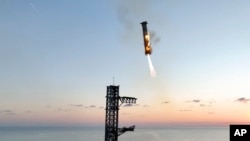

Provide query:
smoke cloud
left=200, top=104, right=206, bottom=107
left=179, top=109, right=192, bottom=112
left=1, top=110, right=16, bottom=115
left=70, top=104, right=83, bottom=107
left=85, top=105, right=96, bottom=108
left=25, top=110, right=32, bottom=113
left=150, top=31, right=160, bottom=44
left=162, top=101, right=170, bottom=104
left=235, top=97, right=250, bottom=103
left=186, top=99, right=201, bottom=103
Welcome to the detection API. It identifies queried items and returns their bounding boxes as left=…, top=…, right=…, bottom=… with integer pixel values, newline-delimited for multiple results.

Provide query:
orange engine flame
left=144, top=33, right=152, bottom=55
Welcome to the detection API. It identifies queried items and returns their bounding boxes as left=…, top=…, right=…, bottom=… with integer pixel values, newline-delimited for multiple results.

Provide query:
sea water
left=0, top=126, right=229, bottom=141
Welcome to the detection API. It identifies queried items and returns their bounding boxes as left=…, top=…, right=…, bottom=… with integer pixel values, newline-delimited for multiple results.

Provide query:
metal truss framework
left=105, top=85, right=137, bottom=141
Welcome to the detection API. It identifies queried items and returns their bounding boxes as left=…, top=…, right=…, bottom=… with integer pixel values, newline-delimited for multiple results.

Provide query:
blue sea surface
left=0, top=126, right=229, bottom=141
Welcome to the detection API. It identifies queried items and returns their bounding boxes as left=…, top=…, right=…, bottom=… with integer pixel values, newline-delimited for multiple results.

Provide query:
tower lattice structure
left=104, top=85, right=136, bottom=141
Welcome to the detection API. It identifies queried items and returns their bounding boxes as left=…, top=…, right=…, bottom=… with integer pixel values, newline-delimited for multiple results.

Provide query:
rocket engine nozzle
left=141, top=21, right=152, bottom=55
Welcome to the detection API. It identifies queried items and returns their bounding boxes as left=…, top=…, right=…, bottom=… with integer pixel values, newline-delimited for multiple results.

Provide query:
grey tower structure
left=104, top=85, right=137, bottom=141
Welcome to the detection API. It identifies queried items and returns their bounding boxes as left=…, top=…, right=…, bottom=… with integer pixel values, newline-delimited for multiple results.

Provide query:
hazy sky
left=0, top=0, right=250, bottom=126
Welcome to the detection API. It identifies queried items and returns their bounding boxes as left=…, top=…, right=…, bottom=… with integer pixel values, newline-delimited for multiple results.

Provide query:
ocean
left=0, top=126, right=229, bottom=141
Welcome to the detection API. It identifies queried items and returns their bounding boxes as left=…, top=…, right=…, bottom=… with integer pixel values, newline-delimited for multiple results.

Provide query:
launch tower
left=104, top=85, right=137, bottom=141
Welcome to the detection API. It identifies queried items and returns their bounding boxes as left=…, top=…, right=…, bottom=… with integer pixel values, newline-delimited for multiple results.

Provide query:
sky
left=0, top=0, right=250, bottom=127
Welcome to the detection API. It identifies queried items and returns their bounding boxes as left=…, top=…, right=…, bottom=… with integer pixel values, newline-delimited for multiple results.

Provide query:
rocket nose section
left=140, top=21, right=148, bottom=25
left=141, top=21, right=148, bottom=32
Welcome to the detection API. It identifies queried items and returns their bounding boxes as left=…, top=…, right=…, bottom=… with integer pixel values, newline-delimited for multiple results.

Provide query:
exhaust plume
left=147, top=54, right=156, bottom=77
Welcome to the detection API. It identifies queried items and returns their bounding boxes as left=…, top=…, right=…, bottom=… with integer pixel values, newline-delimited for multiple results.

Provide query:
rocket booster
left=141, top=21, right=152, bottom=55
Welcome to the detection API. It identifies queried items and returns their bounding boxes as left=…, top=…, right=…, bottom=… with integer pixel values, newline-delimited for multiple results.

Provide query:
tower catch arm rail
left=118, top=125, right=135, bottom=136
